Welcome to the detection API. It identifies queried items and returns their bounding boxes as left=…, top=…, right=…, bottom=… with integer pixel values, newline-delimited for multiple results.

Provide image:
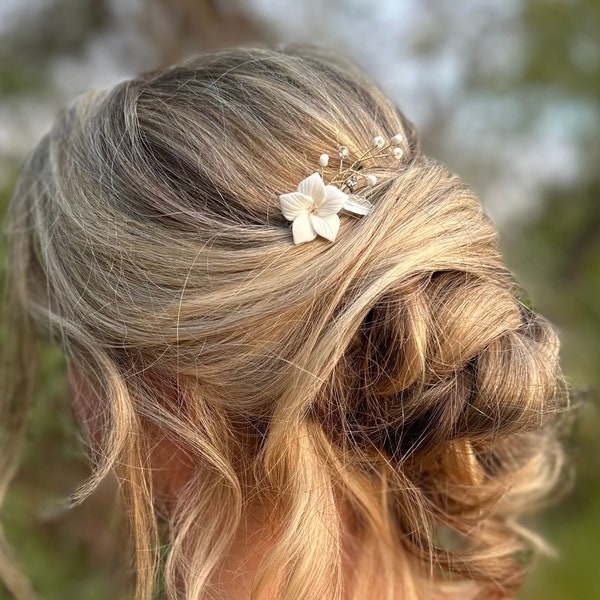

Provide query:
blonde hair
left=1, top=45, right=568, bottom=599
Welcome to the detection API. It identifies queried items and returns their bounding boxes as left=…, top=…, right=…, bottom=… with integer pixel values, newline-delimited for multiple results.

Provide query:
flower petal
left=297, top=172, right=326, bottom=206
left=309, top=213, right=340, bottom=242
left=319, top=185, right=348, bottom=216
left=292, top=211, right=318, bottom=244
left=279, top=192, right=313, bottom=221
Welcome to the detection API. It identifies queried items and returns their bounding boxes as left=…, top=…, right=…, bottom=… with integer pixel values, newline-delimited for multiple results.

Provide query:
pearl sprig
left=317, top=133, right=404, bottom=192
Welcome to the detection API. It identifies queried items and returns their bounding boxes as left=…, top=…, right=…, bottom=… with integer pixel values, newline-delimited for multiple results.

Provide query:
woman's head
left=2, top=45, right=568, bottom=599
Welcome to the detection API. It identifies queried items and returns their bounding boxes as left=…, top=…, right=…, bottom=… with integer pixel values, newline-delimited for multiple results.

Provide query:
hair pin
left=279, top=134, right=404, bottom=244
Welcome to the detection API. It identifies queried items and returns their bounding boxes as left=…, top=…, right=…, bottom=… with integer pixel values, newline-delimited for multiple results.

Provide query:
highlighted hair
left=1, top=45, right=568, bottom=599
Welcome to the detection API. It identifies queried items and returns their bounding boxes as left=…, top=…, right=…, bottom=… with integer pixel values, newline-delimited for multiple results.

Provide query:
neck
left=206, top=499, right=369, bottom=600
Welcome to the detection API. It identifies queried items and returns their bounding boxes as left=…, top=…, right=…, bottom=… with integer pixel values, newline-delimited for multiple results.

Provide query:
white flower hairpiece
left=279, top=133, right=404, bottom=244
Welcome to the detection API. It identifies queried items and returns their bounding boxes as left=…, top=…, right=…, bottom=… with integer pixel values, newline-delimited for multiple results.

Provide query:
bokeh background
left=0, top=1, right=598, bottom=598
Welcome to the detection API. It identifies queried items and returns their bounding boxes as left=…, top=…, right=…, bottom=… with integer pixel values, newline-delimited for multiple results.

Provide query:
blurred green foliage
left=1, top=345, right=130, bottom=600
left=503, top=2, right=600, bottom=598
left=0, top=0, right=110, bottom=97
left=0, top=0, right=599, bottom=598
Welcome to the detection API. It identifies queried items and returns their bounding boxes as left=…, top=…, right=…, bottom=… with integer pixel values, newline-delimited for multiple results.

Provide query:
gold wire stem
left=320, top=136, right=403, bottom=187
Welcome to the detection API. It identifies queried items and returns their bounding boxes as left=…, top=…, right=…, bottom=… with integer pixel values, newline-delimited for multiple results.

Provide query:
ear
left=67, top=364, right=105, bottom=450
left=67, top=363, right=196, bottom=509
